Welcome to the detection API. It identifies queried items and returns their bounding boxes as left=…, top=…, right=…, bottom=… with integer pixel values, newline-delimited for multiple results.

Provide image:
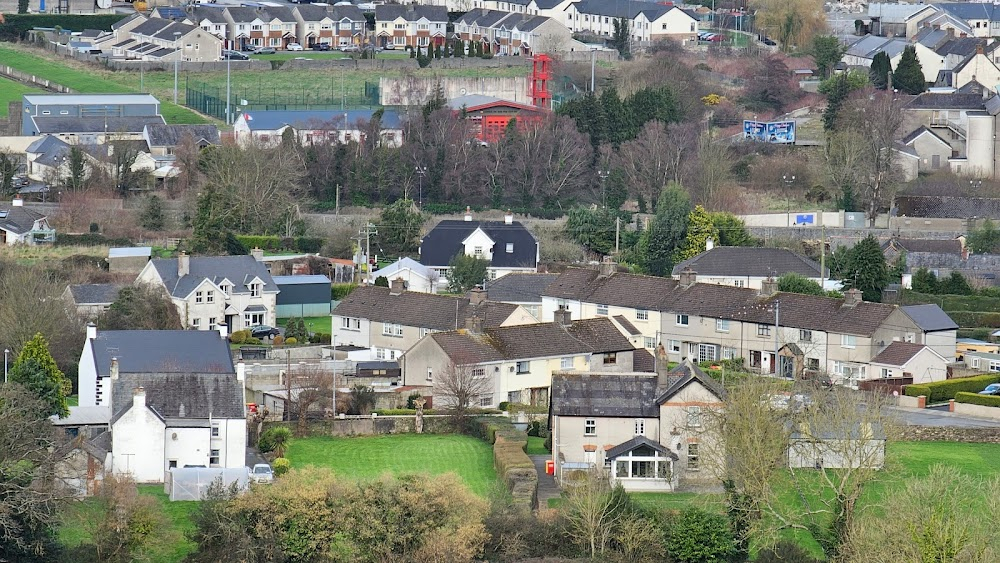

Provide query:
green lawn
left=285, top=434, right=497, bottom=496
left=279, top=315, right=331, bottom=335
left=67, top=395, right=78, bottom=407
left=526, top=435, right=548, bottom=456
left=0, top=76, right=40, bottom=117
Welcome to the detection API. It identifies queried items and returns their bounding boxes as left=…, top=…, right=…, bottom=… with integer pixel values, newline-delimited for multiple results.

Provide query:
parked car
left=250, top=325, right=280, bottom=339
left=339, top=44, right=360, bottom=52
left=313, top=42, right=331, bottom=51
left=383, top=43, right=395, bottom=50
left=222, top=50, right=250, bottom=60
left=979, top=383, right=1000, bottom=395
left=252, top=464, right=274, bottom=484
left=254, top=46, right=277, bottom=55
left=287, top=42, right=304, bottom=51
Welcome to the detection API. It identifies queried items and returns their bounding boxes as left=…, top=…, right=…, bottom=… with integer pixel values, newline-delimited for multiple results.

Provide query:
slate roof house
left=136, top=253, right=279, bottom=333
left=550, top=358, right=725, bottom=491
left=419, top=209, right=539, bottom=286
left=0, top=196, right=55, bottom=245
left=485, top=272, right=558, bottom=319
left=401, top=312, right=642, bottom=407
left=232, top=109, right=404, bottom=148
left=63, top=283, right=123, bottom=320
left=900, top=304, right=960, bottom=360
left=671, top=245, right=828, bottom=290
left=375, top=4, right=448, bottom=50
left=142, top=124, right=220, bottom=157
left=868, top=341, right=950, bottom=382
left=370, top=257, right=439, bottom=294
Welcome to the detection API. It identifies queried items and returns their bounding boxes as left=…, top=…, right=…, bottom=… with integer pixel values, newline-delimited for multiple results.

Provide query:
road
left=888, top=406, right=1000, bottom=428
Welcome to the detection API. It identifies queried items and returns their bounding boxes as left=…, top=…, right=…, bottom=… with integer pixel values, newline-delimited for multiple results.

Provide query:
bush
left=756, top=540, right=823, bottom=563
left=284, top=337, right=297, bottom=345
left=903, top=374, right=1000, bottom=402
left=229, top=330, right=251, bottom=345
left=310, top=332, right=330, bottom=344
left=55, top=233, right=133, bottom=247
left=498, top=401, right=510, bottom=412
left=955, top=391, right=1000, bottom=407
left=258, top=426, right=292, bottom=456
left=331, top=283, right=357, bottom=301
left=664, top=508, right=737, bottom=563
left=527, top=420, right=541, bottom=437
left=271, top=457, right=291, bottom=477
left=233, top=235, right=324, bottom=254
left=271, top=335, right=284, bottom=346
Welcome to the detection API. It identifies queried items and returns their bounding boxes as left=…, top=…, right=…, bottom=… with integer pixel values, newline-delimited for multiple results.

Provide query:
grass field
left=285, top=434, right=498, bottom=496
left=278, top=315, right=332, bottom=335
left=0, top=75, right=40, bottom=116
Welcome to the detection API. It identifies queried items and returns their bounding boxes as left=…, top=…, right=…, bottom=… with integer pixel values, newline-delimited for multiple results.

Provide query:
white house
left=232, top=109, right=405, bottom=148
left=370, top=257, right=439, bottom=293
left=0, top=196, right=55, bottom=245
left=868, top=341, right=950, bottom=383
left=135, top=253, right=278, bottom=333
left=419, top=209, right=539, bottom=286
left=563, top=0, right=698, bottom=45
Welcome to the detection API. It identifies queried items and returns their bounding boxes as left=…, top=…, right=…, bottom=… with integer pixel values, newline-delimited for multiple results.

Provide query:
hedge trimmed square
left=904, top=374, right=1000, bottom=402
left=955, top=392, right=1000, bottom=407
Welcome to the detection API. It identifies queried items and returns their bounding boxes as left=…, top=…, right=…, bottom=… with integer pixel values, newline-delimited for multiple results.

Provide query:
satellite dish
left=96, top=0, right=112, bottom=9
left=460, top=88, right=467, bottom=95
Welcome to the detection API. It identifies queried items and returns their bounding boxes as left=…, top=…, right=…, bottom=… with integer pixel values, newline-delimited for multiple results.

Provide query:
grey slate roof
left=572, top=0, right=670, bottom=20
left=375, top=4, right=448, bottom=22
left=420, top=220, right=538, bottom=269
left=655, top=360, right=726, bottom=403
left=68, top=284, right=122, bottom=305
left=551, top=372, right=661, bottom=417
left=89, top=330, right=235, bottom=377
left=29, top=115, right=166, bottom=134
left=239, top=109, right=403, bottom=132
left=111, top=371, right=244, bottom=423
left=26, top=135, right=71, bottom=155
left=901, top=126, right=951, bottom=147
left=112, top=13, right=145, bottom=30
left=0, top=205, right=46, bottom=235
left=456, top=8, right=513, bottom=27
left=334, top=285, right=520, bottom=331
left=606, top=436, right=677, bottom=460
left=901, top=304, right=959, bottom=331
left=895, top=195, right=1000, bottom=219
left=485, top=273, right=558, bottom=303
left=145, top=124, right=220, bottom=148
left=907, top=92, right=989, bottom=111
left=671, top=247, right=826, bottom=278
left=190, top=7, right=229, bottom=23
left=940, top=2, right=1000, bottom=22
left=148, top=255, right=277, bottom=298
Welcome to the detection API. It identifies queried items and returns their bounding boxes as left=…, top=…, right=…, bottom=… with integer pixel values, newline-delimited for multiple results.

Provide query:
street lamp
left=782, top=174, right=795, bottom=227
left=226, top=45, right=232, bottom=125
left=173, top=31, right=182, bottom=104
left=415, top=165, right=427, bottom=208
left=597, top=169, right=610, bottom=209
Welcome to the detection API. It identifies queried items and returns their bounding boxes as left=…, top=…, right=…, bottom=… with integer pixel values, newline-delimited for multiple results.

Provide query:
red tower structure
left=530, top=54, right=553, bottom=110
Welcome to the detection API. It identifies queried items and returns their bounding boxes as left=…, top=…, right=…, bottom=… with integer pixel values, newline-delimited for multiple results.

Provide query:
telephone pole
left=358, top=222, right=378, bottom=283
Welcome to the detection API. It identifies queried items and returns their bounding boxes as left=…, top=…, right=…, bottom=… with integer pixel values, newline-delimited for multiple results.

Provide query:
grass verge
left=0, top=75, right=40, bottom=116
left=525, top=435, right=548, bottom=456
left=278, top=316, right=331, bottom=335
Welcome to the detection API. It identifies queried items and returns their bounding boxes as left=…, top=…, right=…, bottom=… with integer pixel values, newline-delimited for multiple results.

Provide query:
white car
left=251, top=463, right=274, bottom=484
left=287, top=43, right=304, bottom=51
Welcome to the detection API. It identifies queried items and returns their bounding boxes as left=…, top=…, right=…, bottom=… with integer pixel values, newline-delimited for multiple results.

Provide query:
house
left=124, top=17, right=223, bottom=62
left=841, top=35, right=940, bottom=84
left=375, top=4, right=448, bottom=50
left=108, top=246, right=153, bottom=273
left=939, top=3, right=1000, bottom=39
left=868, top=341, right=950, bottom=382
left=956, top=337, right=999, bottom=361
left=53, top=431, right=111, bottom=497
left=419, top=209, right=539, bottom=286
left=142, top=124, right=220, bottom=157
left=899, top=127, right=956, bottom=174
left=946, top=45, right=1000, bottom=90
left=401, top=313, right=642, bottom=407
left=332, top=281, right=537, bottom=360
left=900, top=304, right=960, bottom=360
left=453, top=9, right=582, bottom=55
left=232, top=109, right=404, bottom=148
left=900, top=90, right=998, bottom=179
left=670, top=246, right=828, bottom=290
left=185, top=6, right=230, bottom=46
left=485, top=272, right=558, bottom=319
left=787, top=422, right=886, bottom=469
left=867, top=3, right=940, bottom=38
left=564, top=0, right=698, bottom=45
left=445, top=95, right=548, bottom=142
left=370, top=257, right=439, bottom=294
left=224, top=6, right=299, bottom=51
left=135, top=253, right=279, bottom=332
left=550, top=358, right=725, bottom=491
left=63, top=283, right=123, bottom=320
left=273, top=274, right=332, bottom=319
left=21, top=94, right=166, bottom=144
left=0, top=195, right=56, bottom=245
left=294, top=4, right=366, bottom=48
left=964, top=349, right=1000, bottom=372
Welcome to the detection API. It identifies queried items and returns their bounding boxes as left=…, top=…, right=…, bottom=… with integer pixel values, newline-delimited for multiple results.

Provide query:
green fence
left=185, top=80, right=381, bottom=121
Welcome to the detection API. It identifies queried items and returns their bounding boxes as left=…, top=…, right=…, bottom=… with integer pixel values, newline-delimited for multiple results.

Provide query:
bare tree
left=561, top=471, right=629, bottom=558
left=171, top=132, right=205, bottom=198
left=436, top=359, right=492, bottom=423
left=825, top=129, right=866, bottom=208
left=288, top=364, right=334, bottom=436
left=838, top=89, right=904, bottom=226
left=87, top=473, right=171, bottom=562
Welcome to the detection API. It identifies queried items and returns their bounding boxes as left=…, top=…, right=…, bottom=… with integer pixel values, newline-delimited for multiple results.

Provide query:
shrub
left=527, top=420, right=541, bottom=437
left=756, top=540, right=823, bottom=563
left=258, top=426, right=292, bottom=456
left=229, top=330, right=251, bottom=345
left=406, top=392, right=423, bottom=409
left=331, top=284, right=357, bottom=300
left=55, top=233, right=133, bottom=247
left=664, top=508, right=737, bottom=563
left=904, top=374, right=1000, bottom=402
left=271, top=335, right=284, bottom=346
left=375, top=408, right=437, bottom=416
left=272, top=457, right=291, bottom=477
left=310, top=333, right=330, bottom=344
left=955, top=391, right=1000, bottom=407
left=498, top=401, right=510, bottom=412
left=284, top=337, right=297, bottom=345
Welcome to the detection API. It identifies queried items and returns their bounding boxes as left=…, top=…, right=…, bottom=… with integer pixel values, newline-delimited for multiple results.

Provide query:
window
left=716, top=319, right=729, bottom=332
left=990, top=360, right=1000, bottom=373
left=206, top=291, right=215, bottom=304
left=195, top=291, right=204, bottom=303
left=505, top=242, right=514, bottom=253
left=603, top=352, right=617, bottom=365
left=209, top=317, right=217, bottom=331
left=722, top=347, right=735, bottom=360
left=472, top=367, right=486, bottom=378
left=210, top=449, right=220, bottom=466
left=426, top=367, right=433, bottom=381
left=192, top=318, right=201, bottom=329
left=220, top=284, right=231, bottom=296
left=842, top=334, right=856, bottom=349
left=474, top=246, right=483, bottom=257
left=905, top=332, right=915, bottom=343
left=676, top=314, right=689, bottom=327
left=799, top=329, right=812, bottom=342
left=669, top=340, right=681, bottom=353
left=479, top=395, right=493, bottom=407
left=881, top=368, right=891, bottom=378
left=636, top=308, right=648, bottom=321
left=584, top=419, right=596, bottom=435
left=250, top=283, right=261, bottom=297
left=757, top=324, right=771, bottom=337
left=596, top=304, right=608, bottom=316
left=211, top=423, right=220, bottom=437
left=643, top=337, right=656, bottom=349
left=687, top=443, right=699, bottom=470
left=382, top=323, right=403, bottom=337
left=698, top=344, right=717, bottom=363
left=806, top=358, right=819, bottom=370
left=244, top=312, right=264, bottom=326
left=341, top=317, right=361, bottom=330
left=687, top=406, right=702, bottom=427
left=561, top=357, right=574, bottom=369
left=634, top=419, right=644, bottom=436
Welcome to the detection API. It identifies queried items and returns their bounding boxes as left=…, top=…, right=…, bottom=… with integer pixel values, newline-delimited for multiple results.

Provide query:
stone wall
left=275, top=414, right=455, bottom=437
left=900, top=426, right=1000, bottom=443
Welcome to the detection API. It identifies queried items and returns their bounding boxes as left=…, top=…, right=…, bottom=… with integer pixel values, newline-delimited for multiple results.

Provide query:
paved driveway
left=888, top=406, right=1000, bottom=428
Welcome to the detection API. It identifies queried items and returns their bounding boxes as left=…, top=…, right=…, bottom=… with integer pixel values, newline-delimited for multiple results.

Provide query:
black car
left=250, top=325, right=280, bottom=339
left=223, top=50, right=250, bottom=60
left=313, top=43, right=331, bottom=51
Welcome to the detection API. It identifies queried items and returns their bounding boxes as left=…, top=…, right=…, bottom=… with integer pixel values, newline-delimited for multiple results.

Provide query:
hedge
left=331, top=283, right=357, bottom=301
left=955, top=392, right=1000, bottom=408
left=234, top=235, right=323, bottom=254
left=55, top=233, right=132, bottom=247
left=904, top=374, right=1000, bottom=402
left=0, top=14, right=127, bottom=40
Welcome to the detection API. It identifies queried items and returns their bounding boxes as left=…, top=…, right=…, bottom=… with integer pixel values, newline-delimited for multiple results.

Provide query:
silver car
left=251, top=463, right=274, bottom=484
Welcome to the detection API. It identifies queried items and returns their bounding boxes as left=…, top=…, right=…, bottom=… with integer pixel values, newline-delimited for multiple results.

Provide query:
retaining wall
left=901, top=425, right=1000, bottom=443
left=952, top=401, right=1000, bottom=420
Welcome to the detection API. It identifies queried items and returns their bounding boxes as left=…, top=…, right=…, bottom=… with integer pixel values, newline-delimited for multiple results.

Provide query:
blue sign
left=794, top=214, right=815, bottom=225
left=743, top=120, right=766, bottom=141
left=766, top=121, right=796, bottom=144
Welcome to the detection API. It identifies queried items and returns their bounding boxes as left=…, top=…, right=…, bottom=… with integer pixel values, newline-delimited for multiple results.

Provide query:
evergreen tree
left=674, top=205, right=721, bottom=261
left=10, top=333, right=69, bottom=418
left=448, top=254, right=489, bottom=292
left=67, top=145, right=86, bottom=191
left=640, top=182, right=691, bottom=276
left=777, top=273, right=826, bottom=296
left=611, top=17, right=631, bottom=58
left=600, top=87, right=629, bottom=145
left=190, top=187, right=228, bottom=254
left=456, top=40, right=465, bottom=57
left=942, top=271, right=973, bottom=295
left=708, top=212, right=759, bottom=247
left=893, top=45, right=926, bottom=95
left=823, top=72, right=853, bottom=131
left=139, top=195, right=165, bottom=231
left=435, top=43, right=443, bottom=58
left=842, top=235, right=890, bottom=302
left=374, top=276, right=389, bottom=287
left=910, top=267, right=939, bottom=294
left=811, top=35, right=846, bottom=79
left=869, top=51, right=892, bottom=90
left=967, top=218, right=1000, bottom=254
left=379, top=198, right=423, bottom=253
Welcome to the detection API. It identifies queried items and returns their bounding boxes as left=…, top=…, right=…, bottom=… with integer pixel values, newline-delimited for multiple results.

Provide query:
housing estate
left=485, top=272, right=558, bottom=319
left=20, top=94, right=166, bottom=143
left=232, top=109, right=404, bottom=148
left=135, top=253, right=279, bottom=333
left=550, top=358, right=725, bottom=491
left=91, top=12, right=222, bottom=62
left=375, top=4, right=449, bottom=50
left=563, top=0, right=699, bottom=45
left=222, top=5, right=299, bottom=51
left=419, top=209, right=539, bottom=285
left=671, top=245, right=828, bottom=290
left=0, top=195, right=55, bottom=245
left=401, top=312, right=644, bottom=407
left=453, top=9, right=582, bottom=55
left=332, top=281, right=537, bottom=361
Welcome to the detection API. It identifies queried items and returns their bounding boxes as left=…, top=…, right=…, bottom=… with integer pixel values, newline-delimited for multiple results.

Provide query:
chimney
left=655, top=344, right=670, bottom=387
left=86, top=322, right=97, bottom=340
left=843, top=288, right=863, bottom=307
left=389, top=277, right=406, bottom=295
left=678, top=267, right=697, bottom=288
left=977, top=43, right=985, bottom=56
left=468, top=284, right=487, bottom=305
left=133, top=387, right=145, bottom=409
left=464, top=206, right=473, bottom=221
left=504, top=209, right=513, bottom=224
left=251, top=247, right=264, bottom=262
left=706, top=237, right=714, bottom=251
left=178, top=252, right=190, bottom=277
left=11, top=194, right=23, bottom=207
left=178, top=403, right=185, bottom=417
left=599, top=256, right=616, bottom=277
left=554, top=307, right=572, bottom=327
left=236, top=360, right=246, bottom=383
left=218, top=323, right=229, bottom=340
left=465, top=314, right=483, bottom=333
left=110, top=357, right=119, bottom=381
left=760, top=278, right=779, bottom=297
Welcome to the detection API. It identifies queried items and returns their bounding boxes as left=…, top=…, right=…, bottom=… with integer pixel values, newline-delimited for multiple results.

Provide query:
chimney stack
left=465, top=314, right=483, bottom=333
left=236, top=360, right=246, bottom=382
left=218, top=323, right=229, bottom=340
left=599, top=256, right=616, bottom=277
left=133, top=387, right=145, bottom=409
left=251, top=247, right=264, bottom=262
left=468, top=284, right=487, bottom=305
left=655, top=344, right=670, bottom=388
left=760, top=277, right=779, bottom=297
left=706, top=237, right=714, bottom=251
left=11, top=194, right=23, bottom=207
left=110, top=357, right=119, bottom=381
left=678, top=267, right=697, bottom=288
left=178, top=251, right=190, bottom=277
left=504, top=209, right=513, bottom=224
left=464, top=206, right=472, bottom=222
left=554, top=307, right=572, bottom=327
left=389, top=277, right=406, bottom=295
left=843, top=288, right=863, bottom=307
left=86, top=322, right=97, bottom=340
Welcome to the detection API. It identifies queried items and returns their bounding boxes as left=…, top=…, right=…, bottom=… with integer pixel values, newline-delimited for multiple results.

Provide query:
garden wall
left=900, top=426, right=1000, bottom=443
left=952, top=402, right=1000, bottom=420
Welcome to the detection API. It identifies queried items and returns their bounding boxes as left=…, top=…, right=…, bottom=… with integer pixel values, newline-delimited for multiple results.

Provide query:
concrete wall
left=380, top=76, right=531, bottom=106
left=901, top=425, right=1000, bottom=442
left=953, top=401, right=1000, bottom=420
left=739, top=211, right=850, bottom=228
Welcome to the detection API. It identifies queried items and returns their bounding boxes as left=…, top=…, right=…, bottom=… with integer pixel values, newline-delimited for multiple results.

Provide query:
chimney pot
left=468, top=285, right=487, bottom=305
left=86, top=322, right=97, bottom=340
left=464, top=206, right=472, bottom=221
left=11, top=194, right=23, bottom=207
left=554, top=308, right=572, bottom=327
left=655, top=344, right=670, bottom=387
left=679, top=268, right=697, bottom=288
left=844, top=287, right=863, bottom=307
left=706, top=237, right=714, bottom=251
left=760, top=278, right=779, bottom=296
left=389, top=277, right=406, bottom=295
left=465, top=314, right=483, bottom=333
left=504, top=209, right=513, bottom=224
left=599, top=256, right=616, bottom=277
left=178, top=251, right=190, bottom=277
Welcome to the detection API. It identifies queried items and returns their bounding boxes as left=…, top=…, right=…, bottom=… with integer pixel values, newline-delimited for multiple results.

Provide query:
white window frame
left=560, top=357, right=574, bottom=370
left=636, top=308, right=648, bottom=321
left=687, top=406, right=702, bottom=427
left=676, top=314, right=689, bottom=327
left=800, top=329, right=812, bottom=342
left=211, top=422, right=220, bottom=437
left=206, top=291, right=215, bottom=304
left=584, top=418, right=596, bottom=436
left=210, top=449, right=220, bottom=466
left=383, top=323, right=403, bottom=337
left=596, top=304, right=608, bottom=316
left=249, top=283, right=261, bottom=298
left=634, top=419, right=645, bottom=436
left=757, top=324, right=771, bottom=337
left=643, top=337, right=656, bottom=349
left=716, top=319, right=729, bottom=332
left=669, top=340, right=681, bottom=353
left=191, top=318, right=201, bottom=329
left=195, top=291, right=203, bottom=303
left=842, top=334, right=856, bottom=349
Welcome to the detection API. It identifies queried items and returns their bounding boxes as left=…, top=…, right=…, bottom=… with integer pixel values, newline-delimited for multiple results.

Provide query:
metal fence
left=186, top=80, right=381, bottom=121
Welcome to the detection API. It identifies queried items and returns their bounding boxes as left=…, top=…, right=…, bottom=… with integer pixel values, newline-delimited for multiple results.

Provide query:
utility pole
left=820, top=225, right=826, bottom=290
left=335, top=183, right=340, bottom=215
left=773, top=300, right=780, bottom=377
left=615, top=217, right=621, bottom=255
left=358, top=222, right=377, bottom=283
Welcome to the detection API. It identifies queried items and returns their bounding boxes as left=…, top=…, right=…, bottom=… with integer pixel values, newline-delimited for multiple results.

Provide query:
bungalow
left=868, top=341, right=950, bottom=383
left=670, top=245, right=828, bottom=290
left=232, top=109, right=404, bottom=148
left=955, top=337, right=999, bottom=361
left=0, top=195, right=56, bottom=245
left=63, top=283, right=123, bottom=320
left=370, top=257, right=440, bottom=294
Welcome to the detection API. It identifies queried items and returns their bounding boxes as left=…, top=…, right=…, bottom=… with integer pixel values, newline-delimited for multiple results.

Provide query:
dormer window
left=220, top=284, right=231, bottom=296
left=250, top=283, right=261, bottom=297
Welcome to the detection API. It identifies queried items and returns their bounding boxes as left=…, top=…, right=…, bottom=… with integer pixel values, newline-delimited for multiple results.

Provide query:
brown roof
left=612, top=315, right=641, bottom=336
left=333, top=285, right=519, bottom=331
left=584, top=271, right=679, bottom=310
left=870, top=341, right=933, bottom=366
left=542, top=267, right=599, bottom=299
left=633, top=348, right=655, bottom=372
left=566, top=318, right=635, bottom=353
left=430, top=331, right=505, bottom=364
